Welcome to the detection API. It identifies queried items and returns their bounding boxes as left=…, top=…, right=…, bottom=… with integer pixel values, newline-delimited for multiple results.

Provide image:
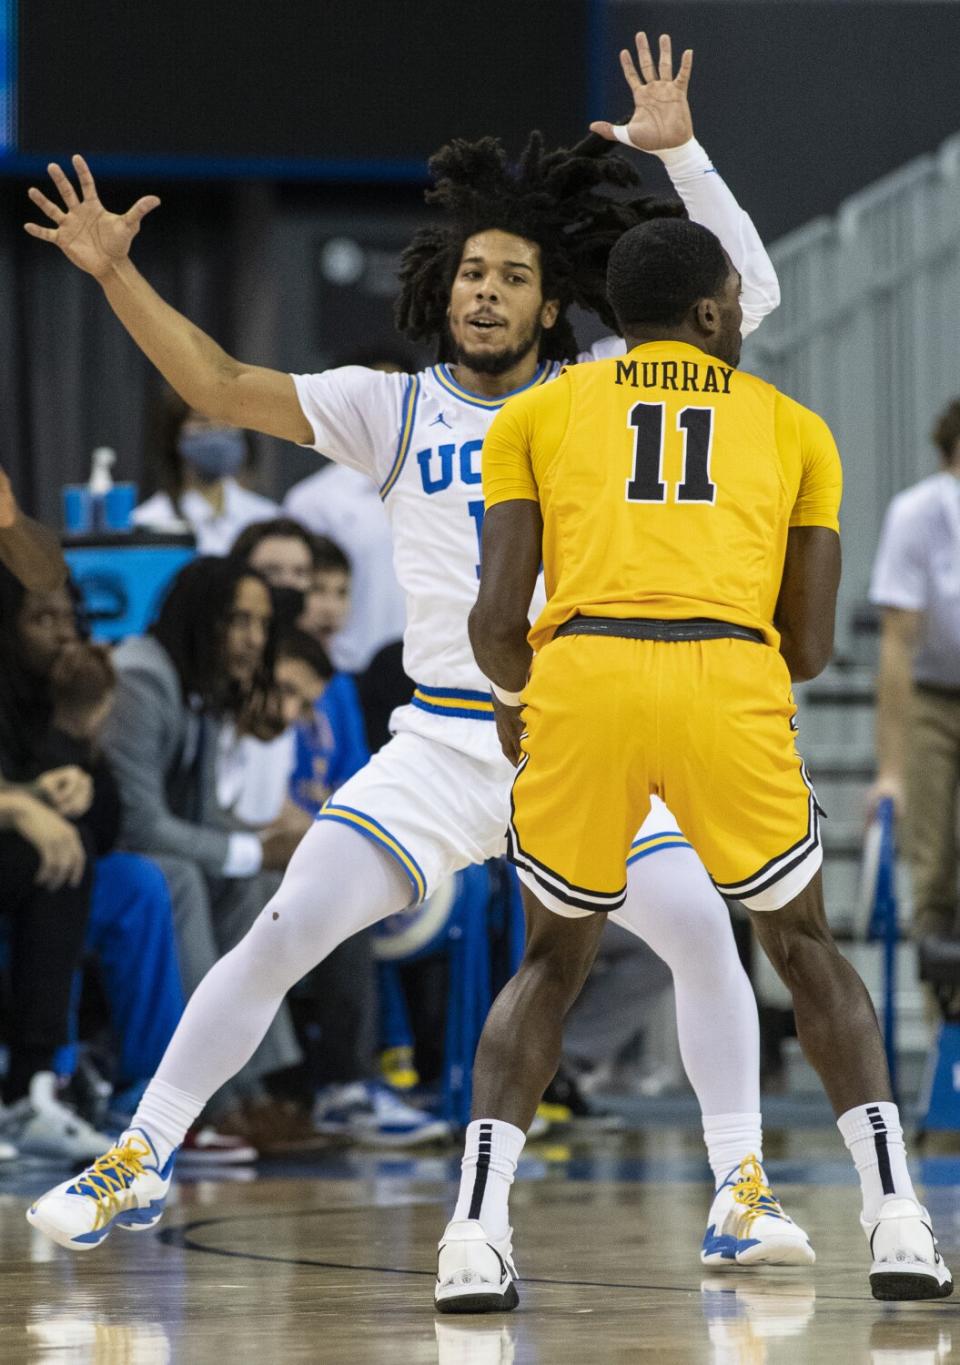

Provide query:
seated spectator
left=0, top=566, right=119, bottom=1160
left=101, top=557, right=305, bottom=1144
left=0, top=565, right=229, bottom=1160
left=869, top=398, right=960, bottom=998
left=228, top=522, right=370, bottom=800
left=133, top=390, right=278, bottom=553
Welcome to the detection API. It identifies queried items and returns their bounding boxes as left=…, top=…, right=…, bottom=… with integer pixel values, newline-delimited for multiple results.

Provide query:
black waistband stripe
left=554, top=616, right=765, bottom=645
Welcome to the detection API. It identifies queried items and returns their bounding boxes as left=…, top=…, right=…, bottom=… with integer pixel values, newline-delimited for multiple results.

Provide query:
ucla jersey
left=292, top=357, right=577, bottom=757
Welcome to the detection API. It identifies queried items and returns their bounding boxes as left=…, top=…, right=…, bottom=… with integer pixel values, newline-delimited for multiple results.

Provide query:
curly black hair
left=395, top=129, right=685, bottom=362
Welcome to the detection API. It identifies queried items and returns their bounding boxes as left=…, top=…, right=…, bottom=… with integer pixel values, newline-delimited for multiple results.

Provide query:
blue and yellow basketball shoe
left=26, top=1128, right=176, bottom=1251
left=701, top=1155, right=815, bottom=1267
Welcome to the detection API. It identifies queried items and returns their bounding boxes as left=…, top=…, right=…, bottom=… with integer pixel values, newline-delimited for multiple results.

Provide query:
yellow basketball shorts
left=507, top=633, right=822, bottom=916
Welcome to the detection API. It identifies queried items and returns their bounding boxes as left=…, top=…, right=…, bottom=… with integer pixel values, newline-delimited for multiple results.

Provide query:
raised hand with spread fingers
left=24, top=154, right=160, bottom=280
left=590, top=31, right=694, bottom=154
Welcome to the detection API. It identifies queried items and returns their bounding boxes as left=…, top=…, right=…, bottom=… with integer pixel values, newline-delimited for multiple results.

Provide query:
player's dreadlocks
left=395, top=129, right=685, bottom=362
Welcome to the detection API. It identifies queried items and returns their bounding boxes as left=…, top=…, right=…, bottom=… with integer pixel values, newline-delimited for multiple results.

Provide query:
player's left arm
left=469, top=500, right=542, bottom=765
left=774, top=403, right=843, bottom=682
left=0, top=468, right=67, bottom=592
left=470, top=395, right=545, bottom=764
left=589, top=31, right=780, bottom=337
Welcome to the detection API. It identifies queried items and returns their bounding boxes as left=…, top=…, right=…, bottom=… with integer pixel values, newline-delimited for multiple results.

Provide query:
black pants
left=0, top=829, right=94, bottom=1102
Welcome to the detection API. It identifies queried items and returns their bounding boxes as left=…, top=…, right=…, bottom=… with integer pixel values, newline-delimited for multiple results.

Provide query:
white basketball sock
left=612, top=845, right=761, bottom=1120
left=837, top=1101, right=917, bottom=1221
left=130, top=1079, right=205, bottom=1167
left=452, top=1119, right=526, bottom=1243
left=702, top=1111, right=764, bottom=1187
left=133, top=821, right=410, bottom=1154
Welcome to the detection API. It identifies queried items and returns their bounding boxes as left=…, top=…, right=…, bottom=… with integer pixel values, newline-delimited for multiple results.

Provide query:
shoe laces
left=69, top=1136, right=152, bottom=1228
left=731, top=1155, right=787, bottom=1229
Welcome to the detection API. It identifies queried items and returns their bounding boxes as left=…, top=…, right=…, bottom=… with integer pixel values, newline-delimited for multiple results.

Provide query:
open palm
left=591, top=32, right=694, bottom=153
left=24, top=154, right=160, bottom=279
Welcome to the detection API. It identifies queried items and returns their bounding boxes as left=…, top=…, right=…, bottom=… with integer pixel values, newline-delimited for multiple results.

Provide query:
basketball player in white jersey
left=25, top=35, right=814, bottom=1274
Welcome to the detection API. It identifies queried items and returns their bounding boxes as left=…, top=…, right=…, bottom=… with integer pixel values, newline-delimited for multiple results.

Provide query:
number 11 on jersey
left=626, top=402, right=717, bottom=505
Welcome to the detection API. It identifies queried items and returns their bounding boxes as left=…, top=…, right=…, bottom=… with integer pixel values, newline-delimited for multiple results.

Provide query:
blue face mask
left=177, top=429, right=247, bottom=480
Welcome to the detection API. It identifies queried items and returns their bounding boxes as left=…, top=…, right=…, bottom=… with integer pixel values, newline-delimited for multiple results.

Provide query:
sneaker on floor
left=435, top=1218, right=520, bottom=1314
left=26, top=1127, right=175, bottom=1251
left=0, top=1073, right=115, bottom=1164
left=864, top=1197, right=953, bottom=1301
left=178, top=1126, right=258, bottom=1165
left=313, top=1081, right=449, bottom=1147
left=701, top=1155, right=815, bottom=1267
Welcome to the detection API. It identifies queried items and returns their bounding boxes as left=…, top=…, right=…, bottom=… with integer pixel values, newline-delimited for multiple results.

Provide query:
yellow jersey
left=482, top=340, right=842, bottom=652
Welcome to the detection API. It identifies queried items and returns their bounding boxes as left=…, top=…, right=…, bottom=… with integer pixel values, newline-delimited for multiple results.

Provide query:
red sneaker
left=178, top=1126, right=258, bottom=1165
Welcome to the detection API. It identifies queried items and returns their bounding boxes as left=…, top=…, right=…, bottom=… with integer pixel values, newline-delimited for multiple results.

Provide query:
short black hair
left=312, top=535, right=351, bottom=577
left=229, top=517, right=317, bottom=567
left=150, top=556, right=276, bottom=713
left=607, top=219, right=730, bottom=332
left=276, top=626, right=334, bottom=682
left=396, top=131, right=685, bottom=362
left=933, top=399, right=960, bottom=462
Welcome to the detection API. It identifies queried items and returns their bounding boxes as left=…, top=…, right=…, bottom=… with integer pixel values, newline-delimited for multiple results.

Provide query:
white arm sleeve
left=290, top=366, right=411, bottom=486
left=655, top=139, right=781, bottom=338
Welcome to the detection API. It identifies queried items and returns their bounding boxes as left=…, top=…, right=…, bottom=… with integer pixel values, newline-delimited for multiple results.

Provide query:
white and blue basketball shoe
left=26, top=1128, right=176, bottom=1251
left=701, top=1155, right=815, bottom=1267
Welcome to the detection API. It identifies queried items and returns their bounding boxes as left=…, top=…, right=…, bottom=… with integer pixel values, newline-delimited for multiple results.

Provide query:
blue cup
left=62, top=485, right=92, bottom=535
left=103, top=482, right=138, bottom=533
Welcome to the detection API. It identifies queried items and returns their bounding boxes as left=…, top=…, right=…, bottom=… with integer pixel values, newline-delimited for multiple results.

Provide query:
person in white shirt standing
left=869, top=398, right=960, bottom=946
left=24, top=34, right=815, bottom=1277
left=133, top=391, right=278, bottom=554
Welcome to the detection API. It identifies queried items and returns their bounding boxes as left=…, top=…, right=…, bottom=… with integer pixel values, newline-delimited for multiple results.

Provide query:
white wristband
left=490, top=682, right=524, bottom=708
left=612, top=127, right=705, bottom=168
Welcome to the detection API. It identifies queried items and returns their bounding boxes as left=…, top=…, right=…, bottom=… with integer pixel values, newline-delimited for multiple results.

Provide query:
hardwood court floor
left=4, top=1132, right=960, bottom=1364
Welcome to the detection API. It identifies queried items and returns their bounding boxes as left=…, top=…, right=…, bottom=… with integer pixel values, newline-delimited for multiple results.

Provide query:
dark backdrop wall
left=4, top=0, right=960, bottom=520
left=604, top=1, right=960, bottom=241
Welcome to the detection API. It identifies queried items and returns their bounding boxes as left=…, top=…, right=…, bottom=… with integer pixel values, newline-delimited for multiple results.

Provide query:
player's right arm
left=24, top=156, right=311, bottom=444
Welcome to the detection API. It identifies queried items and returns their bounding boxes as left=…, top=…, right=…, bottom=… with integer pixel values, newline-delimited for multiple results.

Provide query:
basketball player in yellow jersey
left=438, top=219, right=952, bottom=1307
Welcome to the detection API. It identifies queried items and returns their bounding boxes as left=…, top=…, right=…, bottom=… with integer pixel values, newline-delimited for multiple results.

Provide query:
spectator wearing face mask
left=133, top=391, right=278, bottom=554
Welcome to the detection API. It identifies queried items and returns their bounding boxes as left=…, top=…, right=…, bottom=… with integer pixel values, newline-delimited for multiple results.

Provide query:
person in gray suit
left=102, top=557, right=304, bottom=1142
